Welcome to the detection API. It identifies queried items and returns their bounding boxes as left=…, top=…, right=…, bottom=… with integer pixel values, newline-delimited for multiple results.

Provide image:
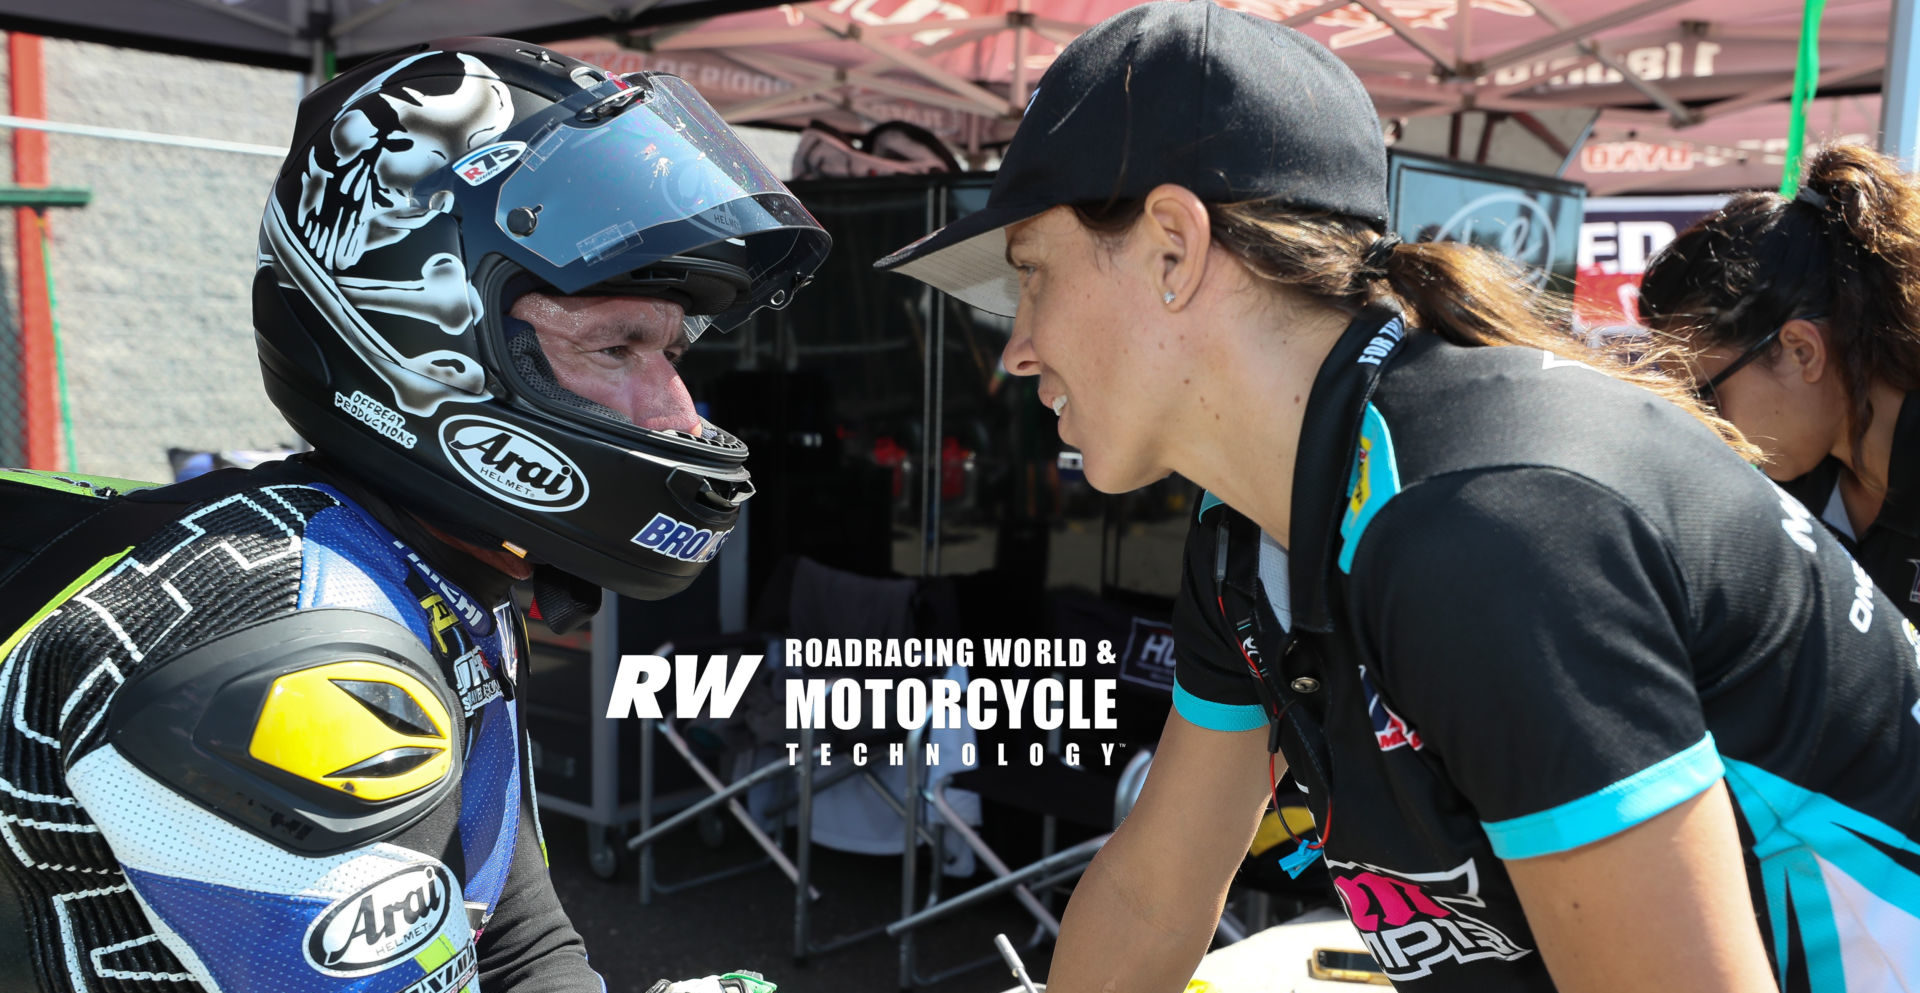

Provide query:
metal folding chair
left=886, top=714, right=1156, bottom=989
left=628, top=554, right=951, bottom=963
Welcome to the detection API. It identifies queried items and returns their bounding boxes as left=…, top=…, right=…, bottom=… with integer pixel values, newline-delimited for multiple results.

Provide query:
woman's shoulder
left=1352, top=336, right=1797, bottom=573
left=1377, top=338, right=1733, bottom=477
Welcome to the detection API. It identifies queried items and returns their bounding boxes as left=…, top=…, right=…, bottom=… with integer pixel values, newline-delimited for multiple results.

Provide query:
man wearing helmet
left=0, top=38, right=827, bottom=993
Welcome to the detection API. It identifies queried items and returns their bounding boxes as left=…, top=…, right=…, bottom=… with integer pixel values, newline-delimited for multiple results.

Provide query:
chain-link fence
left=0, top=36, right=302, bottom=482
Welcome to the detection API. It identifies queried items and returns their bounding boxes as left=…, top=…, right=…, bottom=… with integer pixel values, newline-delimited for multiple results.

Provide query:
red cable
left=1221, top=594, right=1335, bottom=852
left=1310, top=801, right=1333, bottom=850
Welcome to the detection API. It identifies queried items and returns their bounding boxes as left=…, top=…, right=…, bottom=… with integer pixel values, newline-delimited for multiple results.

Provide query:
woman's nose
left=1002, top=321, right=1040, bottom=377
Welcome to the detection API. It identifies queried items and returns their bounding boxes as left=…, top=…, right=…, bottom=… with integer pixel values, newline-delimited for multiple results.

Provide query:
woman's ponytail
left=1071, top=196, right=1758, bottom=460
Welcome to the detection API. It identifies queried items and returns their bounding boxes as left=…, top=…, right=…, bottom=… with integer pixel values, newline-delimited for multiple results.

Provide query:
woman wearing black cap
left=879, top=5, right=1920, bottom=993
left=1640, top=143, right=1920, bottom=625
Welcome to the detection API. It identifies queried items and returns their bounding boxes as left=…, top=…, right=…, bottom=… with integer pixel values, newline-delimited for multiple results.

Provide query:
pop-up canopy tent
left=576, top=0, right=1883, bottom=121
left=0, top=0, right=1905, bottom=190
left=536, top=0, right=1895, bottom=182
left=1568, top=91, right=1882, bottom=192
left=0, top=0, right=777, bottom=72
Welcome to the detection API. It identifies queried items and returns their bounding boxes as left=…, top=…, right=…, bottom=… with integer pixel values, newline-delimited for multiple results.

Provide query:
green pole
left=1780, top=0, right=1827, bottom=197
left=36, top=214, right=77, bottom=472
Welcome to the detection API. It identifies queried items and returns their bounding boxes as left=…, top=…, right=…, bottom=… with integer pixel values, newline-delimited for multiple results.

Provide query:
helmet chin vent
left=698, top=477, right=754, bottom=510
left=658, top=421, right=748, bottom=455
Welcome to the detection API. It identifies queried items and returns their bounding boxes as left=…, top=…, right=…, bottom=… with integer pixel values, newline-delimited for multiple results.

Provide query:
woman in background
left=1641, top=143, right=1920, bottom=622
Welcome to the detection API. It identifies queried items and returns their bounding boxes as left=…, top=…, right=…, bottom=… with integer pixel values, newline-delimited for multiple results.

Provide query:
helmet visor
left=492, top=74, right=829, bottom=333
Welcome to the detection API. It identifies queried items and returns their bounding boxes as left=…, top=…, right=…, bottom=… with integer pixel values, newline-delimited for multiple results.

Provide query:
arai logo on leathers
left=304, top=862, right=455, bottom=975
left=440, top=415, right=589, bottom=511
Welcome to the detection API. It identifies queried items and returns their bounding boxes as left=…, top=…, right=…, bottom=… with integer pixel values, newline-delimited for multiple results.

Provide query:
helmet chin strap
left=531, top=565, right=603, bottom=634
left=410, top=514, right=535, bottom=582
left=413, top=511, right=602, bottom=636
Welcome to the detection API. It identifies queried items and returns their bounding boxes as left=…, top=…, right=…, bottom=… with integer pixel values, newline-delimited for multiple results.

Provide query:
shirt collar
left=1285, top=306, right=1407, bottom=633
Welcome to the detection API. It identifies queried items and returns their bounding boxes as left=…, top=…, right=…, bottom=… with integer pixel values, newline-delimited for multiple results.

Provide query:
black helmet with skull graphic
left=254, top=38, right=830, bottom=600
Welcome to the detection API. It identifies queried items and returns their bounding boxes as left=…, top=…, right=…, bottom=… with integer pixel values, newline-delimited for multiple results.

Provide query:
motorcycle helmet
left=254, top=38, right=830, bottom=600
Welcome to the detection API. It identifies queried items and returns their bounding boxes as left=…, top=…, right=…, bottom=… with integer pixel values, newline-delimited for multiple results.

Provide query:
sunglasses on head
left=1692, top=313, right=1825, bottom=409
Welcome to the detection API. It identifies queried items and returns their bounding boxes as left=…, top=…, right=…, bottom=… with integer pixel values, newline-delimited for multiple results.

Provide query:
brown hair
left=1638, top=143, right=1920, bottom=464
left=1070, top=199, right=1758, bottom=459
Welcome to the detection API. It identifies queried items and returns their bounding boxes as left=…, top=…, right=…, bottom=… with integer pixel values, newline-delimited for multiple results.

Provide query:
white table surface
left=997, top=909, right=1378, bottom=993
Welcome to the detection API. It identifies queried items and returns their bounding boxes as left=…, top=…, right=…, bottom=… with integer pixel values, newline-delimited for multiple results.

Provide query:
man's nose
left=626, top=353, right=703, bottom=436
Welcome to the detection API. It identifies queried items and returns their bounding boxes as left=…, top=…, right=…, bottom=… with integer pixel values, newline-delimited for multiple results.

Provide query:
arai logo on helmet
left=440, top=415, right=589, bottom=512
left=303, top=862, right=454, bottom=975
left=453, top=140, right=527, bottom=186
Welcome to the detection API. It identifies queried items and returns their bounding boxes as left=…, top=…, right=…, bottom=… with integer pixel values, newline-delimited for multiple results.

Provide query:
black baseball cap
left=874, top=0, right=1388, bottom=317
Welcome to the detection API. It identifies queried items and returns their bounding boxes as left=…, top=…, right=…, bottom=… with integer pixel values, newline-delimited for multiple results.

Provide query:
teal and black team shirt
left=1781, top=389, right=1920, bottom=625
left=1171, top=308, right=1920, bottom=992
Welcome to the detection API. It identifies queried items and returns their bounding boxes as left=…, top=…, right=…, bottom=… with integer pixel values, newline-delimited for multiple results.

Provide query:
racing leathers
left=0, top=455, right=603, bottom=993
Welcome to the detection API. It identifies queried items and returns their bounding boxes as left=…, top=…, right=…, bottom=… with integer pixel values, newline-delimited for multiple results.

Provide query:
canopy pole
left=307, top=0, right=334, bottom=86
left=1779, top=0, right=1826, bottom=195
left=1884, top=0, right=1920, bottom=169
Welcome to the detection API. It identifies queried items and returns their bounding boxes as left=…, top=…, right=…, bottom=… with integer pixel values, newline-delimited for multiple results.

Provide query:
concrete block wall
left=1, top=34, right=301, bottom=482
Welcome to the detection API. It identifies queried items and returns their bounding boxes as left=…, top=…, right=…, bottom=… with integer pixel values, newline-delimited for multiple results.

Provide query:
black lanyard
left=1214, top=514, right=1334, bottom=801
left=1208, top=308, right=1408, bottom=865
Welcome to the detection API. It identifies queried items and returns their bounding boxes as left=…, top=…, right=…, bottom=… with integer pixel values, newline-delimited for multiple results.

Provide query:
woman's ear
left=1778, top=318, right=1830, bottom=384
left=1141, top=184, right=1211, bottom=310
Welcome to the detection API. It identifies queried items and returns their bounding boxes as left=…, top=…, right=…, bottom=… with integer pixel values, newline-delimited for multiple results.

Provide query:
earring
left=1163, top=291, right=1176, bottom=305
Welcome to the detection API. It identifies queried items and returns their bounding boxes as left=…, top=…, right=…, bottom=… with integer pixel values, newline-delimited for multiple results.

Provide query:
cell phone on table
left=1306, top=948, right=1390, bottom=985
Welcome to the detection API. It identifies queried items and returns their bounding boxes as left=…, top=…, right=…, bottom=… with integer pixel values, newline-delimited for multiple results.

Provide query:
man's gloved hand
left=645, top=972, right=776, bottom=993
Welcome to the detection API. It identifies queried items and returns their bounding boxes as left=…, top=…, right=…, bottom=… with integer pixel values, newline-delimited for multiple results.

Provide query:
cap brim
left=873, top=203, right=1051, bottom=318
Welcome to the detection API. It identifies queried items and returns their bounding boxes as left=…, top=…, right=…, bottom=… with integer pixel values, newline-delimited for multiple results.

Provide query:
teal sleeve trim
left=1197, top=490, right=1224, bottom=521
left=1482, top=734, right=1723, bottom=859
left=1172, top=677, right=1270, bottom=732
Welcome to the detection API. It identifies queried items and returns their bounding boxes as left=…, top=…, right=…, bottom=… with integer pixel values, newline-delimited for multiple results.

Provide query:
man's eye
left=599, top=345, right=631, bottom=359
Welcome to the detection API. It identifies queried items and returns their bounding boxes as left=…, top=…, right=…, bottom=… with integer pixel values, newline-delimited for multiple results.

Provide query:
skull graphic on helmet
left=254, top=39, right=831, bottom=600
left=267, top=51, right=519, bottom=416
